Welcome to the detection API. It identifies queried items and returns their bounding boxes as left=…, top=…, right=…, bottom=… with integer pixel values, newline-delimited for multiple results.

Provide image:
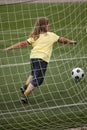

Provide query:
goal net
left=0, top=0, right=87, bottom=130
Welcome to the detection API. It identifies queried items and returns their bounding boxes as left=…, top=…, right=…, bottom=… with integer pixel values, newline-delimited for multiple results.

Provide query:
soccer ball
left=71, top=67, right=84, bottom=80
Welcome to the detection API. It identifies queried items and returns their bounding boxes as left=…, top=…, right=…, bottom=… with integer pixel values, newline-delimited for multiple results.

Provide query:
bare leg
left=24, top=83, right=35, bottom=96
left=25, top=75, right=33, bottom=86
left=20, top=75, right=33, bottom=93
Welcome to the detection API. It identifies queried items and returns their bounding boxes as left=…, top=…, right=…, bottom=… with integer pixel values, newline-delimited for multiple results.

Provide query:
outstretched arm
left=58, top=37, right=77, bottom=44
left=3, top=41, right=29, bottom=52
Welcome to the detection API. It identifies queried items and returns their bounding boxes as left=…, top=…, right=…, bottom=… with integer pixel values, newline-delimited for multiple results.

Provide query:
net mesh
left=0, top=0, right=87, bottom=130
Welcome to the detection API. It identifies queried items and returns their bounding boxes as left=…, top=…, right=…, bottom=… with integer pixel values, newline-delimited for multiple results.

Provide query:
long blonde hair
left=30, top=17, right=49, bottom=40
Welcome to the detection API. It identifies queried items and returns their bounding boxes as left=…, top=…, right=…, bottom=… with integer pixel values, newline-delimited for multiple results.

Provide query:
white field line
left=0, top=56, right=87, bottom=68
left=0, top=102, right=87, bottom=116
left=0, top=0, right=87, bottom=4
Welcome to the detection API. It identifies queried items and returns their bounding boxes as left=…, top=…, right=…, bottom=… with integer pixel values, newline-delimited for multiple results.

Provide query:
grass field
left=0, top=2, right=87, bottom=130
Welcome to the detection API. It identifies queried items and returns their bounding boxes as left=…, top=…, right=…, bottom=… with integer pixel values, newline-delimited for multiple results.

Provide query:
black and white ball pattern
left=71, top=67, right=84, bottom=80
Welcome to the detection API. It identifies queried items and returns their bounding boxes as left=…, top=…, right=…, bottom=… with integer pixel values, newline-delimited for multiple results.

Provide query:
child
left=3, top=17, right=77, bottom=103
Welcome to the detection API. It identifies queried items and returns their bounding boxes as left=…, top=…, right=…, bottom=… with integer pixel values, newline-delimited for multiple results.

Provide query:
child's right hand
left=69, top=40, right=77, bottom=44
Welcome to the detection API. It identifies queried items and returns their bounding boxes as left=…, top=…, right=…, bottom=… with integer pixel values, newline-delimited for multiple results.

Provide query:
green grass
left=0, top=2, right=87, bottom=130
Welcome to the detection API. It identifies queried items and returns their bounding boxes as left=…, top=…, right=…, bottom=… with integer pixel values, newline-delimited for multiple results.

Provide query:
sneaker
left=20, top=85, right=27, bottom=93
left=21, top=94, right=28, bottom=104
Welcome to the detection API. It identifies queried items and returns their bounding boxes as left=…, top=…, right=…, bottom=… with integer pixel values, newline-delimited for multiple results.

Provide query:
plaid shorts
left=30, top=58, right=48, bottom=87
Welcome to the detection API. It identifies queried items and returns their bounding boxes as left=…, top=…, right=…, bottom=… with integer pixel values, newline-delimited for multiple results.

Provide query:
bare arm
left=3, top=41, right=29, bottom=52
left=58, top=37, right=77, bottom=44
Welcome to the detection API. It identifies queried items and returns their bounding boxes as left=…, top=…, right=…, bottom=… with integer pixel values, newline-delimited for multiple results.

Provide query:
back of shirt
left=27, top=32, right=60, bottom=63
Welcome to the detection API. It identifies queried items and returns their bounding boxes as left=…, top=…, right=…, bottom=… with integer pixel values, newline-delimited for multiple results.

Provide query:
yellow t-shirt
left=27, top=32, right=60, bottom=63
